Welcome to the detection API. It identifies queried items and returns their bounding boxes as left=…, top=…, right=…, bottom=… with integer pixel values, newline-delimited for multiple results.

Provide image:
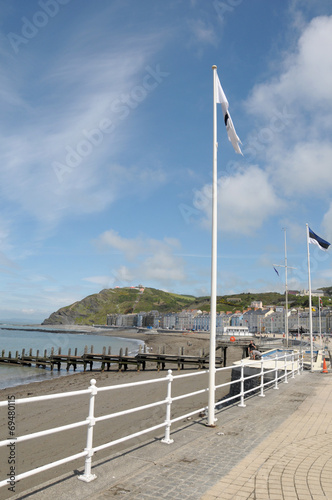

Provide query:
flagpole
left=207, top=65, right=218, bottom=427
left=284, top=228, right=289, bottom=348
left=274, top=228, right=295, bottom=347
left=319, top=296, right=322, bottom=347
left=306, top=223, right=314, bottom=371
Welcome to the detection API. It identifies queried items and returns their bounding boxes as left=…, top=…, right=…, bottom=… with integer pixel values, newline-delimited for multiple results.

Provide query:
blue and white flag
left=273, top=266, right=279, bottom=276
left=309, top=227, right=331, bottom=251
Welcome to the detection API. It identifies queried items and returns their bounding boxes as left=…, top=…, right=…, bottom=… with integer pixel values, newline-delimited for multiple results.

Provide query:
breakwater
left=0, top=345, right=223, bottom=372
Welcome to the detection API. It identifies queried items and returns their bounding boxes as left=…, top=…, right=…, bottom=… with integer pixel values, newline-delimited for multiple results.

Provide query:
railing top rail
left=97, top=375, right=167, bottom=392
left=171, top=369, right=209, bottom=381
left=0, top=388, right=91, bottom=407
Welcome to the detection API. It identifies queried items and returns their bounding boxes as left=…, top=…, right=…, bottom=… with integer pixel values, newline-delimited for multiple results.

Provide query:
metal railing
left=0, top=351, right=303, bottom=489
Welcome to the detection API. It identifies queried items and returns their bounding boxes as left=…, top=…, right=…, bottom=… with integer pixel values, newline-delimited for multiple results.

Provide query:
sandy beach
left=0, top=328, right=243, bottom=499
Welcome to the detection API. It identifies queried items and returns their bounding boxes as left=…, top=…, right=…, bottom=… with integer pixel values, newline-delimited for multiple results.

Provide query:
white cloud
left=239, top=14, right=332, bottom=223
left=83, top=276, right=113, bottom=287
left=192, top=17, right=332, bottom=237
left=270, top=141, right=332, bottom=197
left=322, top=203, right=332, bottom=243
left=95, top=231, right=187, bottom=287
left=247, top=16, right=332, bottom=118
left=194, top=166, right=282, bottom=234
left=188, top=19, right=217, bottom=45
left=0, top=22, right=168, bottom=232
left=96, top=230, right=145, bottom=261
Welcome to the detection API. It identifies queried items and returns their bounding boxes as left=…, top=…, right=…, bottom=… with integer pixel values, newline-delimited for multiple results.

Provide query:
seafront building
left=106, top=305, right=332, bottom=334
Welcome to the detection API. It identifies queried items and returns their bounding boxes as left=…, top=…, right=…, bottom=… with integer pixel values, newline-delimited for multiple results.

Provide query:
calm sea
left=0, top=324, right=144, bottom=390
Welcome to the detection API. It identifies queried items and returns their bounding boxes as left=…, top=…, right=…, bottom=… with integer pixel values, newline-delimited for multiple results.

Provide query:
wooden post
left=101, top=347, right=106, bottom=372
left=119, top=348, right=123, bottom=371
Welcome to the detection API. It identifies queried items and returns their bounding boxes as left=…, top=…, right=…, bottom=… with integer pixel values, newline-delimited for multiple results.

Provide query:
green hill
left=42, top=287, right=331, bottom=326
left=42, top=287, right=196, bottom=325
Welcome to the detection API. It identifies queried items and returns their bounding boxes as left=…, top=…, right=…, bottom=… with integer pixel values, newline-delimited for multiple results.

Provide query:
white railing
left=0, top=351, right=303, bottom=489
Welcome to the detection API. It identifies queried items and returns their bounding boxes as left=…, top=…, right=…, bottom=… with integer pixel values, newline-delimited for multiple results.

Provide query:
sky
left=1, top=0, right=332, bottom=322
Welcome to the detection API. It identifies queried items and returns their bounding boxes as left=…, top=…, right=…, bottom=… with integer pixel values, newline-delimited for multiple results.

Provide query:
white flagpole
left=273, top=228, right=295, bottom=347
left=207, top=65, right=218, bottom=426
left=319, top=297, right=322, bottom=347
left=284, top=228, right=289, bottom=348
left=306, top=223, right=314, bottom=371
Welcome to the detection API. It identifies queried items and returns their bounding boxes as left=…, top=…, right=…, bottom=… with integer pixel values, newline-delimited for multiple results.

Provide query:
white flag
left=216, top=73, right=243, bottom=155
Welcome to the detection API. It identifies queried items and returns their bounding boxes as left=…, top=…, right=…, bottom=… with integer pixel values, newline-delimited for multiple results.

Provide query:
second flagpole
left=306, top=223, right=314, bottom=372
left=207, top=65, right=218, bottom=426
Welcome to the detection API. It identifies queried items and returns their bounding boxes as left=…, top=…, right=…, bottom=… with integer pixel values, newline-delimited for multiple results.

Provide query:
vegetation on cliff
left=42, top=287, right=331, bottom=326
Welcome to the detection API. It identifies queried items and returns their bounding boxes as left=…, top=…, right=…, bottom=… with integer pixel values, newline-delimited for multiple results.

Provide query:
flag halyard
left=215, top=72, right=243, bottom=155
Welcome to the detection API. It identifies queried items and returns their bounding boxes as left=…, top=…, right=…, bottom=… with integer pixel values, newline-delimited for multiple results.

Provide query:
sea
left=0, top=323, right=144, bottom=390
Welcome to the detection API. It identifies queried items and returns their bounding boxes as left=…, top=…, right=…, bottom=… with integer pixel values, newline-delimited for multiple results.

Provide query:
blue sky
left=1, top=0, right=332, bottom=321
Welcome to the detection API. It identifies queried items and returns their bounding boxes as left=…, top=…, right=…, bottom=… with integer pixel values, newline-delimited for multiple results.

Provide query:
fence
left=0, top=351, right=303, bottom=489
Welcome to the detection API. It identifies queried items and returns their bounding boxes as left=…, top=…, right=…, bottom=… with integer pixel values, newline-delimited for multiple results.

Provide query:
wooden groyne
left=0, top=345, right=223, bottom=372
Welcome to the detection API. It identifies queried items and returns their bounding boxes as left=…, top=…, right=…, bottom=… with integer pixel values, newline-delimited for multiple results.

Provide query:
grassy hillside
left=42, top=287, right=196, bottom=325
left=42, top=287, right=331, bottom=326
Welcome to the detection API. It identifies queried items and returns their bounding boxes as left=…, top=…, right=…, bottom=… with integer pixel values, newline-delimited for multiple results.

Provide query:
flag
left=309, top=227, right=331, bottom=251
left=215, top=73, right=243, bottom=155
left=273, top=266, right=279, bottom=276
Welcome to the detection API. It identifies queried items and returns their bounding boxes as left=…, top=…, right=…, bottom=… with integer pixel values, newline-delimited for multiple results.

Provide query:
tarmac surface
left=9, top=369, right=332, bottom=500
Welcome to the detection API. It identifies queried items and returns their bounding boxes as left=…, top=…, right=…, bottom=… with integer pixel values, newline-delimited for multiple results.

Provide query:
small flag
left=309, top=227, right=331, bottom=251
left=273, top=266, right=279, bottom=276
left=215, top=73, right=243, bottom=155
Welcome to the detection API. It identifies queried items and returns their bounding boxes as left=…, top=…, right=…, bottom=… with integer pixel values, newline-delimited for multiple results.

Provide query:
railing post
left=291, top=353, right=295, bottom=378
left=284, top=354, right=288, bottom=384
left=238, top=360, right=246, bottom=408
left=259, top=358, right=265, bottom=397
left=78, top=379, right=98, bottom=482
left=161, top=370, right=174, bottom=444
left=274, top=355, right=279, bottom=390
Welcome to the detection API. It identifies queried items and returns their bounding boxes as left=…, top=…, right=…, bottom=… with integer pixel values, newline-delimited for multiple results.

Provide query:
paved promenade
left=11, top=370, right=332, bottom=500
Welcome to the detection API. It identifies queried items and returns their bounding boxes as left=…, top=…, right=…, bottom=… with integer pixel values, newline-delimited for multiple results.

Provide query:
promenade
left=10, top=370, right=332, bottom=500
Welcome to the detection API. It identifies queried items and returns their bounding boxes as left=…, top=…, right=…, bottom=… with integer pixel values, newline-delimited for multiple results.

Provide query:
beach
left=0, top=329, right=242, bottom=499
